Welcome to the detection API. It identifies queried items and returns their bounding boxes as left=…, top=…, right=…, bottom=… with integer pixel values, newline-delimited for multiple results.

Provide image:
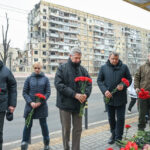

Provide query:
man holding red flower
left=134, top=54, right=150, bottom=131
left=55, top=47, right=92, bottom=150
left=97, top=52, right=132, bottom=144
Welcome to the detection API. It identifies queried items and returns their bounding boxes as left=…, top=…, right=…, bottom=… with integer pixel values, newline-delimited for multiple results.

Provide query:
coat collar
left=106, top=59, right=122, bottom=70
left=31, top=72, right=45, bottom=77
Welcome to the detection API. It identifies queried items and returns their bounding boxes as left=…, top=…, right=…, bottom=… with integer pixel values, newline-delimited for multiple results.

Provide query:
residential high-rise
left=28, top=0, right=150, bottom=75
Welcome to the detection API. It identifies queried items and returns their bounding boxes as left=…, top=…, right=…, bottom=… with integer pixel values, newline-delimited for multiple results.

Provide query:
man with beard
left=55, top=47, right=92, bottom=150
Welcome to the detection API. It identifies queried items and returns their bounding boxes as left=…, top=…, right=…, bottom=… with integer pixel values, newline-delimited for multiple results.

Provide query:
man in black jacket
left=97, top=52, right=132, bottom=144
left=0, top=60, right=17, bottom=150
left=55, top=47, right=92, bottom=150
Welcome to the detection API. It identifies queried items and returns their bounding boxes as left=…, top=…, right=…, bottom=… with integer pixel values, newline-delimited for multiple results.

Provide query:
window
left=89, top=26, right=92, bottom=31
left=52, top=66, right=56, bottom=70
left=43, top=16, right=46, bottom=19
left=43, top=66, right=46, bottom=69
left=101, top=56, right=104, bottom=59
left=43, top=9, right=47, bottom=13
left=42, top=32, right=45, bottom=38
left=34, top=51, right=38, bottom=54
left=43, top=22, right=46, bottom=26
left=43, top=44, right=46, bottom=48
left=43, top=51, right=46, bottom=55
left=78, top=17, right=80, bottom=20
left=34, top=58, right=38, bottom=62
left=84, top=18, right=86, bottom=22
left=43, top=59, right=46, bottom=63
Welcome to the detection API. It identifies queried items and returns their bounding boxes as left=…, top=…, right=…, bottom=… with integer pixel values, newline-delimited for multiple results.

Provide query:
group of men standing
left=0, top=47, right=150, bottom=150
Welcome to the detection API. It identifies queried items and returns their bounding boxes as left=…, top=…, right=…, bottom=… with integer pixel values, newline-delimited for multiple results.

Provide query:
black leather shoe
left=108, top=136, right=115, bottom=144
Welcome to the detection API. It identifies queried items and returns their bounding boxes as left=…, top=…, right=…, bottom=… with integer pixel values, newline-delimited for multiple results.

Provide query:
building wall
left=28, top=1, right=150, bottom=75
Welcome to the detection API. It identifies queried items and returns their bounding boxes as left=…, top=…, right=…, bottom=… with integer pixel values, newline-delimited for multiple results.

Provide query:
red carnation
left=125, top=141, right=138, bottom=150
left=121, top=78, right=130, bottom=87
left=35, top=93, right=46, bottom=100
left=74, top=76, right=92, bottom=83
left=138, top=88, right=150, bottom=99
left=74, top=76, right=92, bottom=116
left=106, top=148, right=113, bottom=150
left=125, top=124, right=131, bottom=129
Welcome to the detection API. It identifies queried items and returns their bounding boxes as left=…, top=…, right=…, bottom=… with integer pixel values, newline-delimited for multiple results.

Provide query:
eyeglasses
left=34, top=67, right=41, bottom=70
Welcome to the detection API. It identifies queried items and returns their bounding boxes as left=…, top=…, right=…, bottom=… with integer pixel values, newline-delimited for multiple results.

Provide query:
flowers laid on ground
left=105, top=78, right=130, bottom=104
left=143, top=144, right=150, bottom=150
left=25, top=93, right=46, bottom=128
left=106, top=148, right=114, bottom=150
left=74, top=76, right=92, bottom=117
left=124, top=124, right=132, bottom=139
left=138, top=88, right=150, bottom=99
left=112, top=124, right=150, bottom=150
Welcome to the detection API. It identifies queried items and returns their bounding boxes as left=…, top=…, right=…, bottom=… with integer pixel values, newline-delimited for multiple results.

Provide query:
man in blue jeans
left=97, top=52, right=132, bottom=144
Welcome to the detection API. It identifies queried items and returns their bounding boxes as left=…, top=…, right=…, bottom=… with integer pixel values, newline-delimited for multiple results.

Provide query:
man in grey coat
left=0, top=60, right=17, bottom=150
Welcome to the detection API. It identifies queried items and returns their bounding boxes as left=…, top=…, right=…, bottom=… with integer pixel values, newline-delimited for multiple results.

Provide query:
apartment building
left=28, top=0, right=150, bottom=75
left=0, top=44, right=31, bottom=72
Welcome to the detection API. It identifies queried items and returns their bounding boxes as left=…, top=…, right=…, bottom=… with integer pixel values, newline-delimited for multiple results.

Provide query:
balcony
left=64, top=36, right=78, bottom=40
left=50, top=62, right=59, bottom=66
left=94, top=45, right=105, bottom=49
left=49, top=26, right=79, bottom=34
left=48, top=33, right=59, bottom=38
left=93, top=28, right=104, bottom=33
left=50, top=41, right=78, bottom=47
left=50, top=12, right=78, bottom=21
left=49, top=55, right=69, bottom=60
left=93, top=34, right=104, bottom=39
left=49, top=19, right=78, bottom=27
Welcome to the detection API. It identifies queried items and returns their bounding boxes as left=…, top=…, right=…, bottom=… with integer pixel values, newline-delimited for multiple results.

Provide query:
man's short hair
left=109, top=52, right=120, bottom=57
left=70, top=47, right=82, bottom=56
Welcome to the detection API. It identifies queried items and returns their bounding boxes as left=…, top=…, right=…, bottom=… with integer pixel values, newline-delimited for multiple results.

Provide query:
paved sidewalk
left=12, top=114, right=142, bottom=150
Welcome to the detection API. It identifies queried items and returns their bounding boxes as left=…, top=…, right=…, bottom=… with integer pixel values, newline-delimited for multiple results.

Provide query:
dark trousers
left=138, top=98, right=150, bottom=130
left=107, top=104, right=126, bottom=140
left=22, top=118, right=50, bottom=143
left=128, top=97, right=137, bottom=111
left=0, top=112, right=5, bottom=150
left=59, top=109, right=82, bottom=150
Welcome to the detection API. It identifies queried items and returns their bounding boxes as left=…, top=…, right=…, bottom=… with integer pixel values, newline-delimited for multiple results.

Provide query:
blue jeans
left=107, top=104, right=126, bottom=140
left=22, top=118, right=50, bottom=143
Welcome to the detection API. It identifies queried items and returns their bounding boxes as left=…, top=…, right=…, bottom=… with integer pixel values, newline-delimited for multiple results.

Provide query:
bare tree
left=0, top=13, right=11, bottom=65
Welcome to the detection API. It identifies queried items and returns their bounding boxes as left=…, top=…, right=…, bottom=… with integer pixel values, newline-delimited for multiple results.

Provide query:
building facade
left=28, top=0, right=150, bottom=75
left=0, top=44, right=31, bottom=72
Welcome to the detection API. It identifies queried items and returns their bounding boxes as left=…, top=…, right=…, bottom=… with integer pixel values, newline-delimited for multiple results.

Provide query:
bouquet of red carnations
left=105, top=78, right=130, bottom=104
left=25, top=93, right=46, bottom=128
left=75, top=76, right=92, bottom=117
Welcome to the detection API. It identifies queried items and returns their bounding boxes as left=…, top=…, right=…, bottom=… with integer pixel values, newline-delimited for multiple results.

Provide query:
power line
left=0, top=3, right=30, bottom=12
left=0, top=6, right=28, bottom=15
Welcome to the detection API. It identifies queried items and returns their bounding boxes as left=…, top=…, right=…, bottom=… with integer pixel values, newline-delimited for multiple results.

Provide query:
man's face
left=109, top=54, right=119, bottom=66
left=70, top=53, right=81, bottom=63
